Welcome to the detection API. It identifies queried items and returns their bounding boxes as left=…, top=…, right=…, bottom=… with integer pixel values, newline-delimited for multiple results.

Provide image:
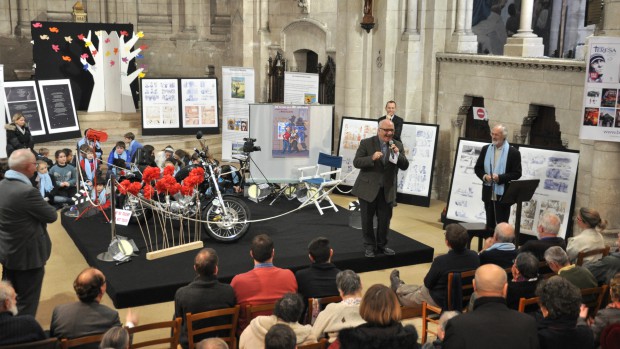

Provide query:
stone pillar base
left=504, top=36, right=544, bottom=57
left=447, top=33, right=478, bottom=53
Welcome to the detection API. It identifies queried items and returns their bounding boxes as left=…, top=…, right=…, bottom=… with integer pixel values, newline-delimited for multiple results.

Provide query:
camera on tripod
left=243, top=138, right=261, bottom=153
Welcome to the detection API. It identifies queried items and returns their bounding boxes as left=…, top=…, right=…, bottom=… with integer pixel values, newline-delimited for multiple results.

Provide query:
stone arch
left=281, top=18, right=332, bottom=71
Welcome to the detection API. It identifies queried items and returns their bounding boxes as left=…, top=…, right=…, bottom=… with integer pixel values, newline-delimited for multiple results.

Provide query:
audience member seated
left=579, top=273, right=620, bottom=347
left=37, top=147, right=54, bottom=168
left=216, top=165, right=243, bottom=194
left=506, top=252, right=541, bottom=311
left=390, top=223, right=480, bottom=309
left=77, top=129, right=103, bottom=162
left=231, top=234, right=297, bottom=331
left=163, top=158, right=180, bottom=177
left=79, top=144, right=99, bottom=190
left=311, top=270, right=365, bottom=343
left=296, top=237, right=341, bottom=300
left=567, top=207, right=607, bottom=264
left=545, top=246, right=598, bottom=290
left=49, top=149, right=78, bottom=205
left=99, top=326, right=129, bottom=349
left=587, top=233, right=620, bottom=286
left=174, top=248, right=236, bottom=349
left=442, top=264, right=538, bottom=349
left=337, top=284, right=419, bottom=349
left=518, top=211, right=565, bottom=260
left=536, top=276, right=594, bottom=349
left=50, top=268, right=138, bottom=340
left=421, top=311, right=459, bottom=349
left=0, top=281, right=46, bottom=345
left=123, top=132, right=143, bottom=162
left=265, top=324, right=296, bottom=349
left=175, top=153, right=201, bottom=183
left=36, top=159, right=54, bottom=202
left=197, top=338, right=229, bottom=349
left=174, top=149, right=191, bottom=167
left=239, top=293, right=314, bottom=349
left=156, top=145, right=175, bottom=168
left=107, top=141, right=130, bottom=178
left=479, top=222, right=517, bottom=268
left=132, top=144, right=156, bottom=175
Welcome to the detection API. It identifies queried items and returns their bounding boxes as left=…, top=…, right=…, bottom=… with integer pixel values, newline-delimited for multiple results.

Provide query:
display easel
left=500, top=179, right=540, bottom=247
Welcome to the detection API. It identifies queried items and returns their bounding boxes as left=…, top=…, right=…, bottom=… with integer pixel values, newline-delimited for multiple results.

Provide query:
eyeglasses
left=380, top=128, right=395, bottom=133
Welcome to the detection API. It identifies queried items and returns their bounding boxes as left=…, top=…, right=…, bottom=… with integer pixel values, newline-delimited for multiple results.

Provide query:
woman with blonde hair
left=5, top=113, right=34, bottom=157
left=336, top=284, right=419, bottom=348
left=567, top=207, right=607, bottom=263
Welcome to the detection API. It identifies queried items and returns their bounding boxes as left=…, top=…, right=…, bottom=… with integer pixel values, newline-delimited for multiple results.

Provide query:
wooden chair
left=244, top=302, right=277, bottom=325
left=59, top=334, right=103, bottom=349
left=0, top=337, right=59, bottom=349
left=538, top=260, right=555, bottom=279
left=126, top=317, right=181, bottom=349
left=186, top=305, right=240, bottom=349
left=576, top=246, right=611, bottom=266
left=306, top=295, right=342, bottom=325
left=298, top=338, right=328, bottom=349
left=518, top=296, right=540, bottom=313
left=581, top=284, right=609, bottom=316
left=421, top=301, right=442, bottom=344
left=400, top=305, right=423, bottom=320
left=446, top=269, right=477, bottom=311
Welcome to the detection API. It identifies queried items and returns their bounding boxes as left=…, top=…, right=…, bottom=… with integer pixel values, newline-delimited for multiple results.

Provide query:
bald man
left=443, top=264, right=539, bottom=349
left=518, top=211, right=566, bottom=260
left=0, top=149, right=57, bottom=317
left=352, top=119, right=409, bottom=258
left=478, top=222, right=517, bottom=268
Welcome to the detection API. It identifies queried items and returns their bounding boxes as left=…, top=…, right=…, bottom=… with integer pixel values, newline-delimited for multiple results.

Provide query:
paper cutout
left=139, top=45, right=148, bottom=50
left=95, top=30, right=103, bottom=36
left=64, top=36, right=73, bottom=43
left=30, top=40, right=34, bottom=44
left=52, top=44, right=59, bottom=52
left=122, top=57, right=128, bottom=63
left=83, top=64, right=89, bottom=71
left=49, top=27, right=59, bottom=33
left=138, top=72, right=146, bottom=78
left=80, top=53, right=89, bottom=59
left=110, top=60, right=115, bottom=66
left=137, top=31, right=144, bottom=38
left=33, top=22, right=43, bottom=28
left=62, top=56, right=72, bottom=62
left=92, top=49, right=98, bottom=56
left=113, top=48, right=118, bottom=54
left=85, top=41, right=91, bottom=47
left=120, top=30, right=128, bottom=36
left=105, top=51, right=110, bottom=57
left=40, top=35, right=49, bottom=40
left=105, top=38, right=110, bottom=43
left=77, top=34, right=85, bottom=40
left=136, top=54, right=144, bottom=59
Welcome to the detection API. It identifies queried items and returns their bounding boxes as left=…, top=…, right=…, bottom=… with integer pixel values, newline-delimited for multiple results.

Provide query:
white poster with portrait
left=222, top=67, right=255, bottom=161
left=580, top=36, right=620, bottom=141
left=180, top=78, right=218, bottom=128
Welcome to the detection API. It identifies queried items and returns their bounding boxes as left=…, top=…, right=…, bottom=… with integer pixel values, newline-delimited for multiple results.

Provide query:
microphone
left=388, top=140, right=394, bottom=156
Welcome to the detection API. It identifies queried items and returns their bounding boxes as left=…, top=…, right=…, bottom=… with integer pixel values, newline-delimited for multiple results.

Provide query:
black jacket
left=474, top=144, right=522, bottom=202
left=338, top=322, right=420, bottom=349
left=537, top=316, right=594, bottom=349
left=5, top=123, right=34, bottom=157
left=0, top=311, right=46, bottom=345
left=295, top=262, right=341, bottom=299
left=518, top=237, right=566, bottom=261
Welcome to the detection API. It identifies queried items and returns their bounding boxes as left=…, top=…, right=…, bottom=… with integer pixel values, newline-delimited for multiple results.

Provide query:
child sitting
left=107, top=141, right=130, bottom=178
left=91, top=179, right=110, bottom=209
left=36, top=160, right=54, bottom=202
left=79, top=144, right=98, bottom=190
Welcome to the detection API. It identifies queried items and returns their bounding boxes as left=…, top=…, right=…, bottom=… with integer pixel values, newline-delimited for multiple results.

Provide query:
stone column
left=504, top=0, right=545, bottom=57
left=404, top=0, right=418, bottom=35
left=260, top=0, right=269, bottom=31
left=447, top=0, right=477, bottom=53
left=15, top=0, right=32, bottom=37
left=465, top=0, right=473, bottom=34
left=183, top=0, right=196, bottom=32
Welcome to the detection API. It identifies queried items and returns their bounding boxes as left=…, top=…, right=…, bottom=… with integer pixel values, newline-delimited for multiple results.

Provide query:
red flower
left=189, top=167, right=205, bottom=179
left=143, top=184, right=154, bottom=199
left=142, top=166, right=161, bottom=183
left=163, top=165, right=175, bottom=177
left=117, top=179, right=131, bottom=195
left=181, top=184, right=194, bottom=196
left=169, top=183, right=182, bottom=196
left=128, top=182, right=142, bottom=195
left=155, top=175, right=178, bottom=194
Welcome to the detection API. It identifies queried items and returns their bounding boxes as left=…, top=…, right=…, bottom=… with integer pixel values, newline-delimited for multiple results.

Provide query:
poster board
left=180, top=78, right=218, bottom=130
left=248, top=104, right=334, bottom=182
left=140, top=78, right=180, bottom=129
left=445, top=138, right=579, bottom=239
left=38, top=79, right=80, bottom=134
left=3, top=81, right=46, bottom=137
left=580, top=36, right=620, bottom=141
left=284, top=72, right=319, bottom=105
left=336, top=116, right=439, bottom=206
left=221, top=67, right=255, bottom=161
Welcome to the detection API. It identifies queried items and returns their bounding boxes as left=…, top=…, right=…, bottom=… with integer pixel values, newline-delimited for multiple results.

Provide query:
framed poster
left=222, top=67, right=255, bottom=161
left=3, top=81, right=46, bottom=136
left=37, top=79, right=79, bottom=134
left=180, top=78, right=218, bottom=130
left=140, top=78, right=180, bottom=129
left=284, top=72, right=319, bottom=105
left=445, top=138, right=580, bottom=239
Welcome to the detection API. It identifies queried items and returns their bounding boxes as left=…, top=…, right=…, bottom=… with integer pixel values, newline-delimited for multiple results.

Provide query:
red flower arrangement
left=116, top=165, right=205, bottom=201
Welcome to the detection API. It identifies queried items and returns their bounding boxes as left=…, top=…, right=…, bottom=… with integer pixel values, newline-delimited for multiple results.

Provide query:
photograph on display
left=616, top=110, right=620, bottom=127
left=304, top=93, right=317, bottom=104
left=509, top=199, right=538, bottom=232
left=4, top=82, right=45, bottom=136
left=140, top=78, right=180, bottom=129
left=37, top=79, right=79, bottom=134
left=181, top=78, right=218, bottom=128
left=601, top=89, right=618, bottom=107
left=585, top=89, right=601, bottom=107
left=583, top=108, right=599, bottom=126
left=271, top=106, right=310, bottom=158
left=599, top=108, right=615, bottom=127
left=396, top=124, right=438, bottom=197
left=231, top=77, right=245, bottom=99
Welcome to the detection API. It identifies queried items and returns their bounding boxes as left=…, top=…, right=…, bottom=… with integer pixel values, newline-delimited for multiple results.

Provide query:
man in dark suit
left=377, top=100, right=403, bottom=141
left=518, top=211, right=566, bottom=260
left=174, top=248, right=236, bottom=349
left=353, top=119, right=409, bottom=257
left=295, top=237, right=341, bottom=299
left=0, top=149, right=58, bottom=317
left=0, top=281, right=46, bottom=345
left=443, top=264, right=539, bottom=349
left=474, top=124, right=522, bottom=231
left=50, top=268, right=137, bottom=339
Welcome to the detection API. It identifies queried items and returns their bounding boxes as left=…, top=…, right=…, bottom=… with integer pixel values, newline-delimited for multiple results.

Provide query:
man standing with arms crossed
left=378, top=100, right=403, bottom=141
left=353, top=119, right=409, bottom=258
left=0, top=149, right=58, bottom=317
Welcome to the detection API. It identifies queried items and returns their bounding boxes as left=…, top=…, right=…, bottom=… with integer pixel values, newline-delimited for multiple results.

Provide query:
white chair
left=298, top=152, right=343, bottom=215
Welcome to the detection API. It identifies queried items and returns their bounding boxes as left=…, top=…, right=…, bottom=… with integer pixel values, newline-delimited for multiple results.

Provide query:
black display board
left=31, top=21, right=136, bottom=111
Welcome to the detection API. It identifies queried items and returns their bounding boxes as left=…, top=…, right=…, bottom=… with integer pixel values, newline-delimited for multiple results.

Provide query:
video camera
left=243, top=138, right=261, bottom=153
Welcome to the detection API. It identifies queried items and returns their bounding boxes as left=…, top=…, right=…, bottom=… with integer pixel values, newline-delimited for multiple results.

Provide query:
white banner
left=580, top=36, right=620, bottom=141
left=284, top=72, right=319, bottom=105
left=222, top=67, right=255, bottom=161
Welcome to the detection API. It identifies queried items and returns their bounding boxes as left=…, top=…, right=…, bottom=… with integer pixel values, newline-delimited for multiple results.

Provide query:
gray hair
left=8, top=149, right=34, bottom=170
left=494, top=124, right=508, bottom=137
left=0, top=281, right=14, bottom=307
left=494, top=223, right=515, bottom=243
left=544, top=246, right=569, bottom=266
left=514, top=252, right=539, bottom=279
left=336, top=270, right=362, bottom=295
left=197, top=338, right=229, bottom=349
left=438, top=311, right=459, bottom=330
left=99, top=327, right=129, bottom=349
left=539, top=212, right=561, bottom=235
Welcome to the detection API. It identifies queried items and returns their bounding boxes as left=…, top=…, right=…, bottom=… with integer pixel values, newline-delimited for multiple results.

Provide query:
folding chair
left=126, top=318, right=181, bottom=349
left=298, top=152, right=343, bottom=215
